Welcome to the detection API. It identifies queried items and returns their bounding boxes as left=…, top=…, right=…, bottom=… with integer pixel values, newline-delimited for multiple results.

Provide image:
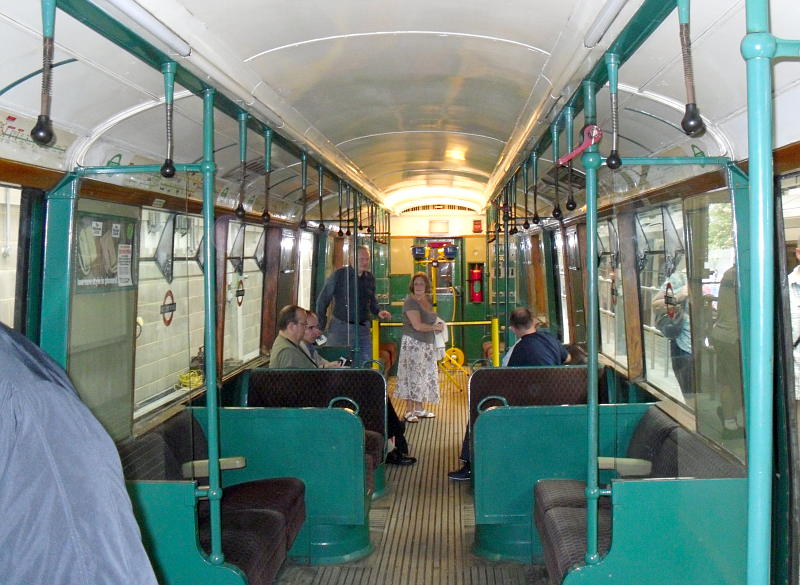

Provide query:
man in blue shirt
left=448, top=307, right=569, bottom=481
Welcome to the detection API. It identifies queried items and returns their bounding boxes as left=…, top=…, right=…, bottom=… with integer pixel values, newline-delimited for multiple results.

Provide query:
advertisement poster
left=74, top=212, right=138, bottom=292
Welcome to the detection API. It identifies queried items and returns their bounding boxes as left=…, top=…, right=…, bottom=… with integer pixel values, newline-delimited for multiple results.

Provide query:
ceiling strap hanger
left=550, top=122, right=563, bottom=220
left=159, top=62, right=177, bottom=178
left=235, top=111, right=248, bottom=219
left=299, top=152, right=308, bottom=228
left=678, top=0, right=705, bottom=135
left=318, top=164, right=326, bottom=232
left=31, top=0, right=56, bottom=146
left=522, top=159, right=530, bottom=230
left=532, top=151, right=541, bottom=225
left=337, top=180, right=344, bottom=237
left=605, top=53, right=622, bottom=170
left=563, top=106, right=577, bottom=211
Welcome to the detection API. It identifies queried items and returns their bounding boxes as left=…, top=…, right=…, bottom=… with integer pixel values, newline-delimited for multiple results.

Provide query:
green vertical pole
left=352, top=189, right=361, bottom=363
left=199, top=87, right=224, bottom=565
left=580, top=79, right=603, bottom=565
left=503, top=184, right=511, bottom=347
left=39, top=175, right=78, bottom=367
left=741, top=4, right=775, bottom=584
left=24, top=190, right=46, bottom=343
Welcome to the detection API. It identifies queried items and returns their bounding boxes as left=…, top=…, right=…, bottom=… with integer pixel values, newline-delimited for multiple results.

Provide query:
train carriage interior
left=1, top=0, right=800, bottom=584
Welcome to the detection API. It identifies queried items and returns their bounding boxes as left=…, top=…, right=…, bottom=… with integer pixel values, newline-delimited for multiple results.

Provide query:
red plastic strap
left=557, top=125, right=603, bottom=166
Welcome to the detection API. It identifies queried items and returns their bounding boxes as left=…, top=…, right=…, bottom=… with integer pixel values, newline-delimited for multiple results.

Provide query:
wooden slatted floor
left=275, top=372, right=547, bottom=585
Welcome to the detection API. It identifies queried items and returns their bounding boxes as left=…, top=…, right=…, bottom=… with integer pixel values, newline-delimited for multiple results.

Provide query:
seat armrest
left=598, top=456, right=651, bottom=477
left=181, top=456, right=247, bottom=478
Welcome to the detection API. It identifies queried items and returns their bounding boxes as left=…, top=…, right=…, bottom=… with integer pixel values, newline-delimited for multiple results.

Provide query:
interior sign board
left=74, top=211, right=138, bottom=292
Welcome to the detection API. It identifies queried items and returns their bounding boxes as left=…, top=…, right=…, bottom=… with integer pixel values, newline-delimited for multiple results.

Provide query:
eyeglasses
left=294, top=321, right=308, bottom=328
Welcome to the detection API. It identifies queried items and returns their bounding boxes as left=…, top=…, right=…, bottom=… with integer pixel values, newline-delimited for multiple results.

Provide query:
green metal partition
left=193, top=407, right=373, bottom=564
left=472, top=403, right=650, bottom=561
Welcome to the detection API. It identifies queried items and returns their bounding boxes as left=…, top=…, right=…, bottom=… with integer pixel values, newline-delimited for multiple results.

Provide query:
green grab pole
left=494, top=206, right=500, bottom=319
left=775, top=38, right=800, bottom=58
left=503, top=184, right=510, bottom=347
left=24, top=190, right=46, bottom=343
left=619, top=157, right=729, bottom=166
left=352, top=189, right=361, bottom=363
left=581, top=78, right=602, bottom=565
left=741, top=6, right=777, bottom=585
left=39, top=174, right=78, bottom=366
left=563, top=106, right=574, bottom=153
left=161, top=61, right=176, bottom=106
left=676, top=0, right=690, bottom=25
left=75, top=164, right=202, bottom=175
left=42, top=0, right=56, bottom=37
left=238, top=111, right=248, bottom=163
left=200, top=87, right=224, bottom=565
left=550, top=122, right=559, bottom=177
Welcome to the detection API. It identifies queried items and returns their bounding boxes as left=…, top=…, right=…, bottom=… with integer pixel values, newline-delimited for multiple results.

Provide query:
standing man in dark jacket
left=316, top=245, right=391, bottom=366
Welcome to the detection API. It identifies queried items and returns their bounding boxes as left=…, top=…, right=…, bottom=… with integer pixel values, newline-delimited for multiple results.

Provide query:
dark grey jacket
left=0, top=323, right=157, bottom=585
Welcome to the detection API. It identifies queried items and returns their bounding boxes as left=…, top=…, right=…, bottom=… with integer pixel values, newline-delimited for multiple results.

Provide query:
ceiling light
left=584, top=0, right=630, bottom=49
left=104, top=0, right=191, bottom=57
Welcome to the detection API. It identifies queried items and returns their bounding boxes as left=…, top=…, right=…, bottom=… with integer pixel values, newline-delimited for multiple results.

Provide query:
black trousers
left=386, top=402, right=409, bottom=454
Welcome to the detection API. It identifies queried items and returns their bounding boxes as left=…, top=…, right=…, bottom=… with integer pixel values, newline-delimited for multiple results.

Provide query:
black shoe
left=448, top=463, right=471, bottom=481
left=385, top=449, right=417, bottom=466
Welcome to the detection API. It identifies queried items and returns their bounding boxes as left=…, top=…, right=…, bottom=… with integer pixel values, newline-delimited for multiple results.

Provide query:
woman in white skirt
left=395, top=272, right=444, bottom=422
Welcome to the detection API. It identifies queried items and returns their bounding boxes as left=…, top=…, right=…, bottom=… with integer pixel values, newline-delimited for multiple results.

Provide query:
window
left=598, top=218, right=627, bottom=366
left=636, top=202, right=691, bottom=405
left=297, top=230, right=315, bottom=309
left=222, top=222, right=266, bottom=374
left=0, top=185, right=21, bottom=328
left=553, top=230, right=570, bottom=344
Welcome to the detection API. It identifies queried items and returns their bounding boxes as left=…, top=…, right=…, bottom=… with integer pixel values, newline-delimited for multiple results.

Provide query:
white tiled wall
left=134, top=258, right=205, bottom=406
left=0, top=187, right=20, bottom=327
left=223, top=259, right=263, bottom=365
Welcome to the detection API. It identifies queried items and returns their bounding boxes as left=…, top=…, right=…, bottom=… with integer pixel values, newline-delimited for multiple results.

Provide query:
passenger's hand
left=378, top=309, right=391, bottom=320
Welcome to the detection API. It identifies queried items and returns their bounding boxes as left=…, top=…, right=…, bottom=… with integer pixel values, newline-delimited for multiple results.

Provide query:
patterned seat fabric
left=535, top=406, right=745, bottom=584
left=468, top=366, right=599, bottom=429
left=248, top=369, right=387, bottom=438
left=198, top=509, right=287, bottom=585
left=540, top=506, right=612, bottom=585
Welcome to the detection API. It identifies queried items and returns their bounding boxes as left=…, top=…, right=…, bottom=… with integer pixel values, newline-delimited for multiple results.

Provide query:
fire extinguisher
left=469, top=264, right=484, bottom=302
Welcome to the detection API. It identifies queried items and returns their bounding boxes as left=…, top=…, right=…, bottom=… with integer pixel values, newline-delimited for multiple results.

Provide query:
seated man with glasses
left=301, top=311, right=343, bottom=368
left=269, top=305, right=318, bottom=369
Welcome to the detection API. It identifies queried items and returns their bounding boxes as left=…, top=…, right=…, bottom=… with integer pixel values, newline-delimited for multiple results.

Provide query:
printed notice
left=74, top=212, right=138, bottom=292
left=117, top=244, right=133, bottom=287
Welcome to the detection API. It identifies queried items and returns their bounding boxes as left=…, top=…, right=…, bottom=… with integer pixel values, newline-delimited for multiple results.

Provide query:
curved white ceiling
left=0, top=0, right=798, bottom=216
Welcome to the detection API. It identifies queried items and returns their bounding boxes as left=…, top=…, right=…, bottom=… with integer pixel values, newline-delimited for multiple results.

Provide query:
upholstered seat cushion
left=198, top=477, right=306, bottom=550
left=539, top=506, right=612, bottom=585
left=199, top=509, right=286, bottom=585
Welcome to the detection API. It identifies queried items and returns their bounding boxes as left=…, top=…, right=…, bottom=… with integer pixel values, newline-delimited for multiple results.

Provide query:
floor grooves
left=276, top=372, right=539, bottom=585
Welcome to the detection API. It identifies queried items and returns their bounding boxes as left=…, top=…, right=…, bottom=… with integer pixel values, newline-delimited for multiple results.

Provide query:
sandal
left=414, top=409, right=436, bottom=418
left=404, top=412, right=419, bottom=423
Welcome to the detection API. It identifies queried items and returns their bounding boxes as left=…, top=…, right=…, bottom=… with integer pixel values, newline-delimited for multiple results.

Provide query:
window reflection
left=685, top=192, right=744, bottom=460
left=637, top=202, right=692, bottom=405
left=598, top=218, right=627, bottom=366
left=553, top=230, right=570, bottom=344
